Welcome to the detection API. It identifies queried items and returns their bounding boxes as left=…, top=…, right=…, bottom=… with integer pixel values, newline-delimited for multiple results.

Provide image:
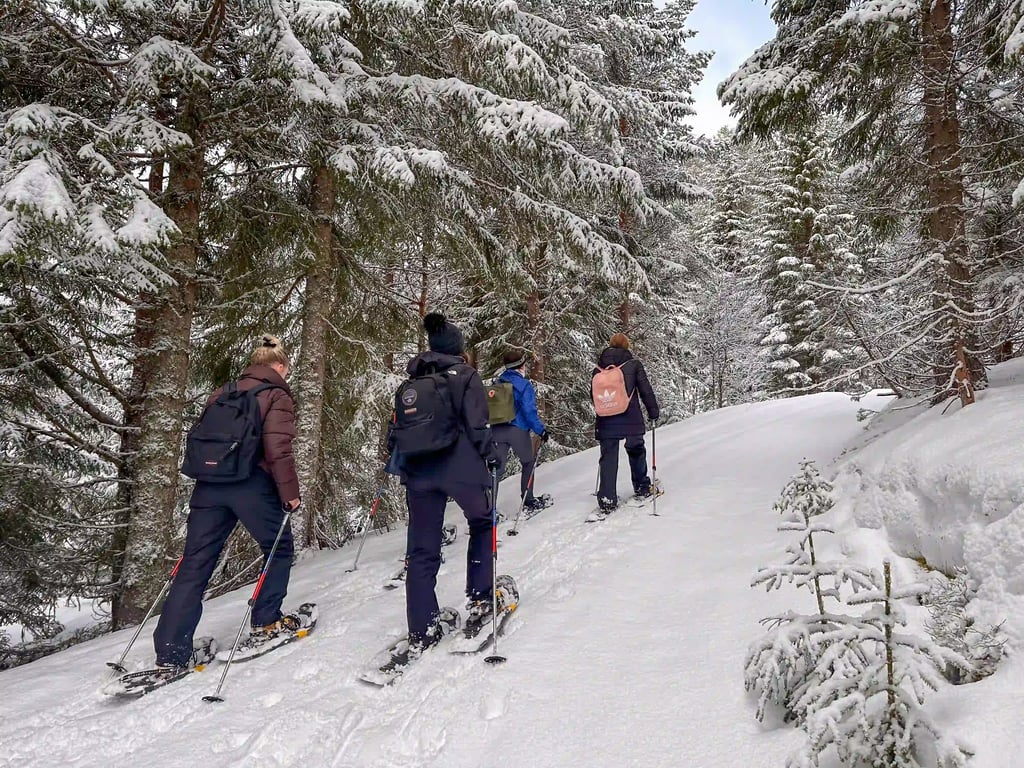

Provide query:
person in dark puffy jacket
left=593, top=333, right=660, bottom=512
left=388, top=313, right=506, bottom=654
left=152, top=335, right=303, bottom=673
left=492, top=349, right=548, bottom=511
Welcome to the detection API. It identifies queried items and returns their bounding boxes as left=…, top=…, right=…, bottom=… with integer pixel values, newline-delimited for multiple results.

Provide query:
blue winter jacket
left=498, top=369, right=545, bottom=436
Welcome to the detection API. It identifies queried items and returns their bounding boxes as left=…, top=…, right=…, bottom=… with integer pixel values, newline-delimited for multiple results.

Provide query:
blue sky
left=671, top=0, right=776, bottom=137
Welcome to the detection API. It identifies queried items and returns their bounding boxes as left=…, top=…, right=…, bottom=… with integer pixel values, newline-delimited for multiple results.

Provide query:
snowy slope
left=827, top=359, right=1024, bottom=767
left=0, top=391, right=904, bottom=768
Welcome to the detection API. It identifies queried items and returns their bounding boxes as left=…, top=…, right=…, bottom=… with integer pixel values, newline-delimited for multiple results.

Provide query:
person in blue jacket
left=492, top=349, right=549, bottom=511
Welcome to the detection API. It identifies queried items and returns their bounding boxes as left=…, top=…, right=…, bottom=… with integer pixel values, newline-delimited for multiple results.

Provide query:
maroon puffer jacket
left=208, top=364, right=300, bottom=502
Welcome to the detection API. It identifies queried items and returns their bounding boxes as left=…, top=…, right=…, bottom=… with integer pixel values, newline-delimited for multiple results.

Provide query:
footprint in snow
left=479, top=685, right=511, bottom=721
left=260, top=692, right=283, bottom=708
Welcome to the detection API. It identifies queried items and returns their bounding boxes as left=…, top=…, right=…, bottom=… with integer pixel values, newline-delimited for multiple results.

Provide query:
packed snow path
left=0, top=393, right=875, bottom=768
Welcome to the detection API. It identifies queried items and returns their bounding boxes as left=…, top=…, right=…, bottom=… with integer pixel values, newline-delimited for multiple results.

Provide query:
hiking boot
left=244, top=613, right=304, bottom=651
left=466, top=598, right=492, bottom=623
left=524, top=496, right=545, bottom=511
left=253, top=612, right=303, bottom=636
left=411, top=606, right=461, bottom=654
left=154, top=636, right=218, bottom=671
left=633, top=485, right=652, bottom=500
left=151, top=662, right=187, bottom=680
left=598, top=496, right=617, bottom=513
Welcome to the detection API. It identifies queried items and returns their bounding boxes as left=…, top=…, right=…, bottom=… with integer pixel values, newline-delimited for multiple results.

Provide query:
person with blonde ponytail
left=149, top=334, right=308, bottom=677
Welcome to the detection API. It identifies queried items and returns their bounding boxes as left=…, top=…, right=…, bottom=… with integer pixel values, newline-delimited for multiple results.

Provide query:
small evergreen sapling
left=791, top=562, right=972, bottom=768
left=745, top=460, right=876, bottom=723
left=923, top=569, right=1004, bottom=684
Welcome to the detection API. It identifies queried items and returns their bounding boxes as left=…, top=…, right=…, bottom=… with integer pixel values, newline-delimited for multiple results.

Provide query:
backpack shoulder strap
left=246, top=382, right=284, bottom=397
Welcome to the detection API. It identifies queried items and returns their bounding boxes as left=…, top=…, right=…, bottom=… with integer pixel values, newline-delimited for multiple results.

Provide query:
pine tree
left=720, top=0, right=1024, bottom=400
left=746, top=460, right=877, bottom=723
left=791, top=563, right=971, bottom=768
left=748, top=463, right=974, bottom=767
left=752, top=128, right=864, bottom=394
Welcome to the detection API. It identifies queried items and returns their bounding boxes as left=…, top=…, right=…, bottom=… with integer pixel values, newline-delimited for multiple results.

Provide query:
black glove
left=539, top=430, right=550, bottom=443
left=486, top=457, right=500, bottom=471
left=648, top=416, right=659, bottom=427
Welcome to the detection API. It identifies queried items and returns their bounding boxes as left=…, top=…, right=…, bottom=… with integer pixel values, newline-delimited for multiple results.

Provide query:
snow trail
left=0, top=392, right=873, bottom=768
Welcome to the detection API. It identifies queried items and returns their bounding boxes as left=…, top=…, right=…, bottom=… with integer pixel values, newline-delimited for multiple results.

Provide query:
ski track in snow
left=0, top=393, right=875, bottom=768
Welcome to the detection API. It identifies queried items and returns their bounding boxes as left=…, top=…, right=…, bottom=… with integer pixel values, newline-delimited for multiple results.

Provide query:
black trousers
left=491, top=424, right=537, bottom=502
left=154, top=470, right=292, bottom=666
left=405, top=478, right=492, bottom=642
left=598, top=435, right=650, bottom=506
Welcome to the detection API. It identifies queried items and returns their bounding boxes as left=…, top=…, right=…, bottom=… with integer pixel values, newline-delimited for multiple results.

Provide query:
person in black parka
left=388, top=312, right=501, bottom=651
left=593, top=333, right=660, bottom=512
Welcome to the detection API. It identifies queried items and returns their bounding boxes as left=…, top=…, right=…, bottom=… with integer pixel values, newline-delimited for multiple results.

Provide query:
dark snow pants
left=405, top=478, right=492, bottom=643
left=597, top=435, right=651, bottom=507
left=153, top=470, right=292, bottom=666
left=491, top=424, right=537, bottom=503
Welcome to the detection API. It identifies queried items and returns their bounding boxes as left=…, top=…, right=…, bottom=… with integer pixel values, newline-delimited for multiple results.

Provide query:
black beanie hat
left=423, top=312, right=465, bottom=356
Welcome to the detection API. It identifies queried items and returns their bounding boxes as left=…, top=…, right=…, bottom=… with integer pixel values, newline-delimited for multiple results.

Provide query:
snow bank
left=829, top=361, right=1024, bottom=766
left=833, top=360, right=1024, bottom=645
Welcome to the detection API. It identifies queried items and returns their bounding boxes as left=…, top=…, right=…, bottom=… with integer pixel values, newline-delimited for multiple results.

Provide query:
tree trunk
left=293, top=165, right=336, bottom=549
left=617, top=295, right=632, bottom=333
left=921, top=0, right=979, bottom=399
left=114, top=98, right=203, bottom=626
left=379, top=270, right=396, bottom=463
left=417, top=241, right=429, bottom=351
left=525, top=244, right=548, bottom=420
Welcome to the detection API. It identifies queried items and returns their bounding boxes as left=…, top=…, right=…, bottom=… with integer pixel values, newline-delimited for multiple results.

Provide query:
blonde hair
left=251, top=334, right=290, bottom=368
left=609, top=333, right=630, bottom=350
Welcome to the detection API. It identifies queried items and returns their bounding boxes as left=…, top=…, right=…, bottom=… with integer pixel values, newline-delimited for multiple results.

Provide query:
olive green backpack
left=486, top=378, right=516, bottom=425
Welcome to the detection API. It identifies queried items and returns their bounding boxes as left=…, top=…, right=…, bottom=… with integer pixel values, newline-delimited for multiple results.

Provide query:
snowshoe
left=522, top=494, right=553, bottom=520
left=383, top=559, right=408, bottom=590
left=104, top=637, right=218, bottom=699
left=441, top=523, right=457, bottom=547
left=359, top=607, right=461, bottom=687
left=627, top=483, right=664, bottom=510
left=215, top=602, right=317, bottom=663
left=449, top=575, right=518, bottom=654
left=585, top=497, right=618, bottom=523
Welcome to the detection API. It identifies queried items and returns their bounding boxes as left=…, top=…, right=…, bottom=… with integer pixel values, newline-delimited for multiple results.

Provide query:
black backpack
left=181, top=381, right=281, bottom=483
left=391, top=365, right=462, bottom=457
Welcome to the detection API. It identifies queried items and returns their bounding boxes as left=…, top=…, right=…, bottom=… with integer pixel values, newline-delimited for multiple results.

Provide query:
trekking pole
left=106, top=556, right=183, bottom=675
left=506, top=444, right=542, bottom=537
left=484, top=467, right=506, bottom=665
left=593, top=465, right=599, bottom=496
left=345, top=474, right=388, bottom=573
left=651, top=420, right=659, bottom=517
left=204, top=504, right=294, bottom=703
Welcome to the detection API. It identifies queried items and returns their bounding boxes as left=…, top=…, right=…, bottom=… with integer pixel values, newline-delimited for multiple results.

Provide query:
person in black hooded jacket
left=387, top=312, right=505, bottom=654
left=593, top=333, right=660, bottom=512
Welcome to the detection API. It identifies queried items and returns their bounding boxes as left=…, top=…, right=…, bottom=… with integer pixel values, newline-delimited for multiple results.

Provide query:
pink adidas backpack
left=592, top=364, right=632, bottom=416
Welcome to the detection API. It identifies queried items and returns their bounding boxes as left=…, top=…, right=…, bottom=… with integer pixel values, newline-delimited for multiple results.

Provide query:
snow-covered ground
left=2, top=598, right=105, bottom=648
left=0, top=381, right=1021, bottom=767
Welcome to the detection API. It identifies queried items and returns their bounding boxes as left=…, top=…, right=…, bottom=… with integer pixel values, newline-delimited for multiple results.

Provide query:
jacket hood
left=597, top=347, right=634, bottom=368
left=407, top=350, right=465, bottom=376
